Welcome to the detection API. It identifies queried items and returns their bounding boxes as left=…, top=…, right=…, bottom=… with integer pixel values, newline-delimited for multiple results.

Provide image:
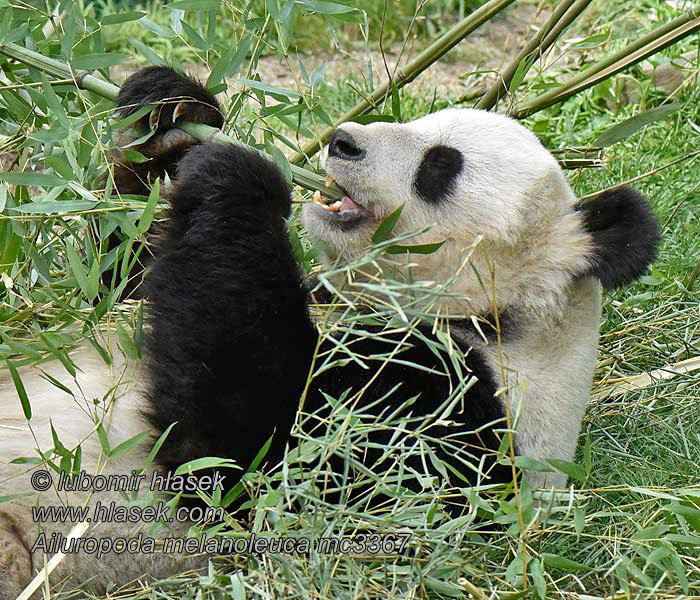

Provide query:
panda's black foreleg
left=104, top=67, right=225, bottom=299
left=112, top=66, right=224, bottom=195
left=142, top=141, right=318, bottom=487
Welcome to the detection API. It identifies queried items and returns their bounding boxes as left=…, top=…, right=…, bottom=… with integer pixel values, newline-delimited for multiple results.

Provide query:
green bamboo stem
left=288, top=0, right=517, bottom=166
left=0, top=41, right=344, bottom=200
left=513, top=8, right=700, bottom=118
left=0, top=36, right=603, bottom=183
left=476, top=0, right=593, bottom=110
left=550, top=146, right=605, bottom=169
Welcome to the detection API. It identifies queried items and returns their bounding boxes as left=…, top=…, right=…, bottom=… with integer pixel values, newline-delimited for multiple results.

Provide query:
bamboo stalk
left=0, top=41, right=345, bottom=200
left=288, top=0, right=517, bottom=166
left=513, top=8, right=700, bottom=118
left=551, top=146, right=605, bottom=169
left=476, top=0, right=593, bottom=110
left=578, top=149, right=700, bottom=201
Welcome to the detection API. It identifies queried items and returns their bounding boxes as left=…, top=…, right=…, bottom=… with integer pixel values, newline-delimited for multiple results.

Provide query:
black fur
left=413, top=145, right=464, bottom=204
left=104, top=68, right=225, bottom=300
left=117, top=66, right=223, bottom=134
left=575, top=186, right=661, bottom=289
left=143, top=141, right=510, bottom=506
left=328, top=129, right=366, bottom=161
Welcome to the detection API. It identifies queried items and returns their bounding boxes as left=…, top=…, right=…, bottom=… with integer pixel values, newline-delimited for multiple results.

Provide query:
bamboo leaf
left=0, top=172, right=66, bottom=187
left=65, top=242, right=94, bottom=301
left=96, top=423, right=111, bottom=456
left=544, top=457, right=586, bottom=481
left=541, top=553, right=589, bottom=571
left=11, top=200, right=95, bottom=214
left=593, top=104, right=680, bottom=147
left=6, top=359, right=30, bottom=420
left=116, top=324, right=140, bottom=359
left=39, top=334, right=76, bottom=378
left=221, top=433, right=273, bottom=508
left=0, top=492, right=35, bottom=504
left=169, top=0, right=221, bottom=10
left=44, top=156, right=75, bottom=180
left=372, top=204, right=404, bottom=244
left=350, top=114, right=396, bottom=125
left=298, top=1, right=360, bottom=15
left=41, top=72, right=70, bottom=129
left=101, top=12, right=146, bottom=25
left=266, top=144, right=292, bottom=183
left=235, top=78, right=301, bottom=101
left=572, top=32, right=608, bottom=48
left=39, top=370, right=75, bottom=397
left=513, top=455, right=554, bottom=472
left=110, top=431, right=150, bottom=459
left=144, top=422, right=176, bottom=470
left=9, top=457, right=43, bottom=465
left=138, top=179, right=160, bottom=235
left=128, top=36, right=166, bottom=66
left=86, top=260, right=100, bottom=301
left=391, top=81, right=402, bottom=121
left=385, top=241, right=445, bottom=255
left=174, top=456, right=239, bottom=475
left=206, top=44, right=238, bottom=89
left=71, top=53, right=129, bottom=70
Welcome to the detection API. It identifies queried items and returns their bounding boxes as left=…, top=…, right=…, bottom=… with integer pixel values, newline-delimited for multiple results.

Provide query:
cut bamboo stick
left=513, top=8, right=700, bottom=118
left=592, top=355, right=700, bottom=400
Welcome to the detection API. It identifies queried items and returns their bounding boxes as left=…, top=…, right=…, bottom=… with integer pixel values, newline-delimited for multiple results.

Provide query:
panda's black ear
left=575, top=186, right=661, bottom=290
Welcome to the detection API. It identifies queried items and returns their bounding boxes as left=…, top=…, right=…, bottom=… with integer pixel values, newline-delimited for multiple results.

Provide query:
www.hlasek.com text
left=32, top=500, right=224, bottom=525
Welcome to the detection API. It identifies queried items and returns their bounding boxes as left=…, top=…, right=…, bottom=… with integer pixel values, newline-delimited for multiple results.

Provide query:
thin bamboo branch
left=288, top=0, right=517, bottom=166
left=476, top=0, right=593, bottom=110
left=0, top=41, right=345, bottom=200
left=578, top=149, right=700, bottom=202
left=592, top=355, right=700, bottom=400
left=550, top=146, right=605, bottom=169
left=513, top=8, right=700, bottom=118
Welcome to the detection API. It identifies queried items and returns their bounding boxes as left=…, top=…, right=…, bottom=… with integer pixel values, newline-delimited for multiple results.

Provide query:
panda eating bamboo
left=0, top=66, right=660, bottom=597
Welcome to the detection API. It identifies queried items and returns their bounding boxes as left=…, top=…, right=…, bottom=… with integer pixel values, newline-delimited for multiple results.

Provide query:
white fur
left=0, top=344, right=205, bottom=598
left=302, top=108, right=602, bottom=480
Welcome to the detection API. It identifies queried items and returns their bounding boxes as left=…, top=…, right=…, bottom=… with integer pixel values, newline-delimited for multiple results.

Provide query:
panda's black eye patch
left=414, top=145, right=464, bottom=204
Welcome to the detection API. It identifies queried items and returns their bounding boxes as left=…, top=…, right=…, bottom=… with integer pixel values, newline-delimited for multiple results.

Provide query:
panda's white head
left=302, top=108, right=659, bottom=320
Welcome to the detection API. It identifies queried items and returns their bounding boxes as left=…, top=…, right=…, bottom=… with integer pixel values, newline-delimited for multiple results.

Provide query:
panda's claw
left=149, top=107, right=161, bottom=133
left=172, top=101, right=187, bottom=124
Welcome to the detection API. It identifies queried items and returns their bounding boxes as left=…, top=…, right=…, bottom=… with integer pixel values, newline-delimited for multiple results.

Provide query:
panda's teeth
left=325, top=175, right=335, bottom=187
left=328, top=201, right=342, bottom=212
left=313, top=190, right=325, bottom=205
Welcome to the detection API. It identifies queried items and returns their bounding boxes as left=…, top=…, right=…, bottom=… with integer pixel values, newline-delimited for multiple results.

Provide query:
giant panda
left=0, top=66, right=660, bottom=598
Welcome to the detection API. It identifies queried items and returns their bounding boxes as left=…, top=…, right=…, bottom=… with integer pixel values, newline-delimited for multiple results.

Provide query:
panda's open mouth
left=311, top=175, right=372, bottom=227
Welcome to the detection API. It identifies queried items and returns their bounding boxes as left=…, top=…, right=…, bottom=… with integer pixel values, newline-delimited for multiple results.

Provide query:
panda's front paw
left=117, top=66, right=224, bottom=157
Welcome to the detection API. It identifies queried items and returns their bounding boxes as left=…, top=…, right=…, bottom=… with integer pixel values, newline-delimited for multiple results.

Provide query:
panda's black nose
left=328, top=129, right=365, bottom=161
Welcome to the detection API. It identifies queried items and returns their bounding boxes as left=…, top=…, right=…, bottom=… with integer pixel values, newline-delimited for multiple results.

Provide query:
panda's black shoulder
left=307, top=319, right=503, bottom=425
left=575, top=186, right=660, bottom=289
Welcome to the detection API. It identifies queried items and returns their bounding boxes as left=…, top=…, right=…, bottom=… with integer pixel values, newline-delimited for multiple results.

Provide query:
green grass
left=1, top=0, right=700, bottom=598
